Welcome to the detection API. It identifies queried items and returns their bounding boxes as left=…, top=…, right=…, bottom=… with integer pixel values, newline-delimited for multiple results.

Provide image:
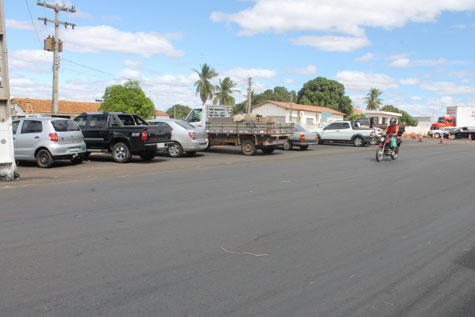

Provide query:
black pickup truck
left=74, top=112, right=171, bottom=163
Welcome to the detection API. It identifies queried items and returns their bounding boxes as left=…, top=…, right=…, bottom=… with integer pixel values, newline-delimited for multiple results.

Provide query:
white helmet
left=390, top=117, right=398, bottom=125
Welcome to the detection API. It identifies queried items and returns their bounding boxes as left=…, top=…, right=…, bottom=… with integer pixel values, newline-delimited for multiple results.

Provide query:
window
left=74, top=115, right=87, bottom=128
left=21, top=120, right=43, bottom=134
left=12, top=121, right=19, bottom=134
left=176, top=121, right=195, bottom=130
left=186, top=109, right=202, bottom=122
left=118, top=115, right=135, bottom=126
left=133, top=115, right=147, bottom=125
left=341, top=122, right=350, bottom=129
left=89, top=115, right=107, bottom=128
left=324, top=123, right=338, bottom=130
left=293, top=124, right=306, bottom=132
left=148, top=121, right=168, bottom=127
left=306, top=118, right=314, bottom=125
left=51, top=120, right=80, bottom=132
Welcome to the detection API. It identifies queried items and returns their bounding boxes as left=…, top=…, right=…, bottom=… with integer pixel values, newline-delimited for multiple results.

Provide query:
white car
left=427, top=127, right=458, bottom=138
left=311, top=121, right=376, bottom=147
left=147, top=119, right=208, bottom=157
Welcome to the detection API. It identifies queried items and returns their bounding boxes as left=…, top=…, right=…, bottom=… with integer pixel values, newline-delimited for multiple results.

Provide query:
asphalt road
left=1, top=140, right=475, bottom=316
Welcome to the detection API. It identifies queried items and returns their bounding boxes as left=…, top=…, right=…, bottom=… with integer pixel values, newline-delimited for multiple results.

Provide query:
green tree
left=365, top=88, right=383, bottom=110
left=250, top=86, right=296, bottom=106
left=381, top=105, right=419, bottom=126
left=193, top=63, right=218, bottom=105
left=100, top=80, right=155, bottom=119
left=166, top=104, right=192, bottom=120
left=345, top=112, right=365, bottom=121
left=213, top=77, right=239, bottom=105
left=297, top=77, right=353, bottom=115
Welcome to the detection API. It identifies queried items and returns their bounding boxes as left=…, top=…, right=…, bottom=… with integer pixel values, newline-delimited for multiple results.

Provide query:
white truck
left=431, top=106, right=475, bottom=130
left=185, top=105, right=293, bottom=155
left=311, top=120, right=377, bottom=147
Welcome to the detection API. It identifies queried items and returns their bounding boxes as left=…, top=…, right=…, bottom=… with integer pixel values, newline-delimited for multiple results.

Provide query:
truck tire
left=353, top=136, right=364, bottom=147
left=168, top=142, right=183, bottom=158
left=261, top=146, right=275, bottom=154
left=283, top=140, right=293, bottom=150
left=139, top=150, right=156, bottom=161
left=36, top=149, right=54, bottom=168
left=299, top=145, right=309, bottom=150
left=112, top=142, right=132, bottom=163
left=241, top=140, right=257, bottom=156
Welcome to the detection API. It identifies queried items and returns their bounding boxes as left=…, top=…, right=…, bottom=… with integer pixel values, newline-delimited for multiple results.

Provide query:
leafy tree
left=166, top=104, right=191, bottom=120
left=213, top=77, right=239, bottom=105
left=232, top=101, right=248, bottom=115
left=193, top=63, right=218, bottom=105
left=297, top=77, right=353, bottom=115
left=345, top=112, right=365, bottom=121
left=100, top=80, right=155, bottom=119
left=250, top=86, right=296, bottom=106
left=381, top=105, right=419, bottom=126
left=365, top=88, right=383, bottom=110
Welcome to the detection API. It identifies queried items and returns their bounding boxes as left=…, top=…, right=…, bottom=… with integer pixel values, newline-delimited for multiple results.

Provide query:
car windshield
left=51, top=120, right=80, bottom=132
left=293, top=124, right=306, bottom=132
left=175, top=121, right=195, bottom=130
left=437, top=118, right=446, bottom=123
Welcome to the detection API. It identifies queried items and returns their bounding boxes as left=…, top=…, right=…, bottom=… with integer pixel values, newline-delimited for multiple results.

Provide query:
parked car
left=11, top=117, right=87, bottom=168
left=449, top=126, right=475, bottom=139
left=311, top=121, right=377, bottom=147
left=280, top=123, right=318, bottom=150
left=427, top=126, right=458, bottom=138
left=147, top=119, right=208, bottom=157
left=74, top=112, right=171, bottom=163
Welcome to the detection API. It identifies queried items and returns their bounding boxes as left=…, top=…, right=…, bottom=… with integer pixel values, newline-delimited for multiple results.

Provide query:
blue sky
left=5, top=0, right=475, bottom=117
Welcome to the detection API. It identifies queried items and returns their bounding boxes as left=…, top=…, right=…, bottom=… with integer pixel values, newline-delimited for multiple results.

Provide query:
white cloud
left=400, top=78, right=421, bottom=85
left=419, top=81, right=475, bottom=95
left=449, top=70, right=475, bottom=78
left=389, top=54, right=448, bottom=68
left=290, top=35, right=370, bottom=52
left=9, top=50, right=52, bottom=73
left=355, top=52, right=375, bottom=62
left=62, top=25, right=185, bottom=58
left=123, top=59, right=143, bottom=68
left=461, top=79, right=471, bottom=84
left=450, top=24, right=466, bottom=29
left=210, top=0, right=475, bottom=36
left=288, top=65, right=317, bottom=75
left=6, top=19, right=44, bottom=31
left=223, top=67, right=277, bottom=84
left=72, top=9, right=94, bottom=20
left=334, top=71, right=399, bottom=92
left=410, top=96, right=423, bottom=101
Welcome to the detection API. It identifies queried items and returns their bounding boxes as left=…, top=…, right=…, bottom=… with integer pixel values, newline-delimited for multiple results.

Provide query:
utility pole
left=0, top=0, right=18, bottom=180
left=289, top=92, right=293, bottom=123
left=247, top=77, right=252, bottom=114
left=37, top=1, right=76, bottom=115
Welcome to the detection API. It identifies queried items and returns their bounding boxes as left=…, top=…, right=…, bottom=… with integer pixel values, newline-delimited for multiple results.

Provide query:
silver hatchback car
left=12, top=117, right=87, bottom=168
left=147, top=119, right=208, bottom=157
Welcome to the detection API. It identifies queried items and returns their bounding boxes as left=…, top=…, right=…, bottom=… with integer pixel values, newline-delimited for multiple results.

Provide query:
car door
left=333, top=122, right=352, bottom=140
left=321, top=122, right=340, bottom=140
left=14, top=119, right=44, bottom=159
left=84, top=114, right=108, bottom=149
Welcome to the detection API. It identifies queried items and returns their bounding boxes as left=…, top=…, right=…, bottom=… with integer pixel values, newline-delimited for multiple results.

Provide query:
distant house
left=152, top=110, right=169, bottom=119
left=251, top=100, right=345, bottom=130
left=11, top=98, right=101, bottom=119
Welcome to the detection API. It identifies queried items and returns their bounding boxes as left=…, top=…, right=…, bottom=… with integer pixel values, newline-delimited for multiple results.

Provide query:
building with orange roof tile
left=252, top=100, right=345, bottom=130
left=152, top=110, right=170, bottom=119
left=11, top=98, right=101, bottom=119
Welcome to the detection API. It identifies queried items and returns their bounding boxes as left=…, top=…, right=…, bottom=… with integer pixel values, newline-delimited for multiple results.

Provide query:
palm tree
left=193, top=63, right=218, bottom=105
left=365, top=88, right=383, bottom=110
left=213, top=77, right=240, bottom=105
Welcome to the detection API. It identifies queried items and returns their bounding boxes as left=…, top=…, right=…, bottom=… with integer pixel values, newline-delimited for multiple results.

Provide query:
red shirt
left=387, top=124, right=398, bottom=135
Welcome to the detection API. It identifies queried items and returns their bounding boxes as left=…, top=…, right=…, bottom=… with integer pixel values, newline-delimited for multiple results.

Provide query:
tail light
left=141, top=130, right=148, bottom=141
left=299, top=134, right=305, bottom=141
left=49, top=132, right=58, bottom=142
left=188, top=131, right=196, bottom=140
left=370, top=131, right=374, bottom=136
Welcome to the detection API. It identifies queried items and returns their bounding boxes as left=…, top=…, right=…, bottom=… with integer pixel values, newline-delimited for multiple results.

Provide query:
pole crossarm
left=36, top=1, right=76, bottom=13
left=38, top=17, right=76, bottom=29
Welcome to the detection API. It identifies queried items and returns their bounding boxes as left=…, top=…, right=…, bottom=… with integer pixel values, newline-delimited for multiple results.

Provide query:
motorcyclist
left=383, top=117, right=399, bottom=155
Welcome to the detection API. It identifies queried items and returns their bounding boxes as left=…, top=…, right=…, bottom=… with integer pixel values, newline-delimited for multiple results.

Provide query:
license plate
left=269, top=139, right=286, bottom=145
left=156, top=143, right=166, bottom=149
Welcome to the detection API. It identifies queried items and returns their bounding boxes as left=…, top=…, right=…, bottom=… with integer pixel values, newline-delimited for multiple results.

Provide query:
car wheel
left=283, top=139, right=293, bottom=150
left=36, top=149, right=54, bottom=168
left=168, top=142, right=183, bottom=158
left=450, top=134, right=456, bottom=140
left=299, top=145, right=309, bottom=150
left=139, top=150, right=156, bottom=161
left=241, top=139, right=257, bottom=156
left=353, top=136, right=364, bottom=147
left=112, top=142, right=132, bottom=163
left=317, top=135, right=325, bottom=145
left=261, top=146, right=275, bottom=154
left=434, top=133, right=440, bottom=138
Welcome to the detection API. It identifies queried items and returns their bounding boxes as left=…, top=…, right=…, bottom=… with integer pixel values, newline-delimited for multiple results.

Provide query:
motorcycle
left=375, top=134, right=401, bottom=162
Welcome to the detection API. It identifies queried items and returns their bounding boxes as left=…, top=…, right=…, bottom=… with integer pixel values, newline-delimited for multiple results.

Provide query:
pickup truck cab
left=312, top=121, right=376, bottom=147
left=74, top=112, right=171, bottom=163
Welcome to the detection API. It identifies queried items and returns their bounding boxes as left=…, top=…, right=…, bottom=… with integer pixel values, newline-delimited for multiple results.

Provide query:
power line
left=24, top=0, right=43, bottom=49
